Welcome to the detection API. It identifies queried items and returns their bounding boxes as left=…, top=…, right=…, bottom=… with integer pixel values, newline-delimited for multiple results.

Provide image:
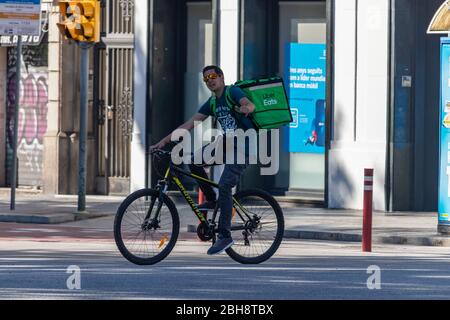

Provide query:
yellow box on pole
left=57, top=0, right=101, bottom=43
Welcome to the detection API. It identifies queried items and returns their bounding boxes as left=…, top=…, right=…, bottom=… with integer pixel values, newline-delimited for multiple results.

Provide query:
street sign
left=0, top=0, right=42, bottom=36
left=0, top=18, right=47, bottom=46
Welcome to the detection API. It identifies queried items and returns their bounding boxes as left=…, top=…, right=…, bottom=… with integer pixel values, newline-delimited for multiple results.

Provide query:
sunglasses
left=203, top=73, right=219, bottom=82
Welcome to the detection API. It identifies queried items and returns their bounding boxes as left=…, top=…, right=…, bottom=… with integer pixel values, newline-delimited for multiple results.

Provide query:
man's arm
left=237, top=97, right=256, bottom=117
left=150, top=113, right=208, bottom=150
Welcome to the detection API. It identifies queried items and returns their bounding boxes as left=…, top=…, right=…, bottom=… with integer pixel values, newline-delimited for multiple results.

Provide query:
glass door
left=278, top=1, right=326, bottom=199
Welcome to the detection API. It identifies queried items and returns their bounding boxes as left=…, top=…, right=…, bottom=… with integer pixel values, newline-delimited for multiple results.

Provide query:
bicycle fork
left=142, top=181, right=168, bottom=231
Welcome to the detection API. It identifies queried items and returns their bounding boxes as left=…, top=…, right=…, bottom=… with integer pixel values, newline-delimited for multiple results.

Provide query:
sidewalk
left=0, top=191, right=449, bottom=246
left=0, top=191, right=120, bottom=224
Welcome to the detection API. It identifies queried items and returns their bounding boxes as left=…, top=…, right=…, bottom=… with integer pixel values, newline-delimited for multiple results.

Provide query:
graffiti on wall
left=5, top=46, right=48, bottom=187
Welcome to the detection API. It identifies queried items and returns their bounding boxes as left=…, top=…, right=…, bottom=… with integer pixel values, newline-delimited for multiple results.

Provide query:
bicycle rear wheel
left=226, top=189, right=284, bottom=264
left=114, top=189, right=179, bottom=265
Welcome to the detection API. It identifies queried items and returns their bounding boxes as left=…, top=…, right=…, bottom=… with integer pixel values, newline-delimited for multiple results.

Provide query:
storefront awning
left=428, top=0, right=450, bottom=34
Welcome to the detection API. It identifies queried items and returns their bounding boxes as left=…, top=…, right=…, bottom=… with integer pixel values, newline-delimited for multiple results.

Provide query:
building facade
left=331, top=0, right=444, bottom=212
left=132, top=0, right=445, bottom=212
left=0, top=0, right=135, bottom=196
left=0, top=0, right=51, bottom=191
left=0, top=0, right=444, bottom=213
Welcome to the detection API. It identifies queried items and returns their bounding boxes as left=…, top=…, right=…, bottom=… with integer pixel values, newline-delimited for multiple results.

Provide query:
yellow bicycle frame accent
left=161, top=164, right=247, bottom=225
left=172, top=175, right=207, bottom=223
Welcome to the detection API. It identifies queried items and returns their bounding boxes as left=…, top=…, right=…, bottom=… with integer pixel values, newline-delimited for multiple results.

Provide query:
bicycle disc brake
left=241, top=217, right=261, bottom=246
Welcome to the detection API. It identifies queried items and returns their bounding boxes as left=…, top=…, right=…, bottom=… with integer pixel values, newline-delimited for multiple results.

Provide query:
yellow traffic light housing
left=57, top=1, right=80, bottom=40
left=57, top=1, right=100, bottom=43
left=79, top=1, right=100, bottom=42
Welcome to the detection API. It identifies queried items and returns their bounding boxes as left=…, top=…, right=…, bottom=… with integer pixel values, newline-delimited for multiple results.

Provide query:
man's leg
left=188, top=163, right=216, bottom=202
left=217, top=163, right=248, bottom=239
left=189, top=145, right=216, bottom=203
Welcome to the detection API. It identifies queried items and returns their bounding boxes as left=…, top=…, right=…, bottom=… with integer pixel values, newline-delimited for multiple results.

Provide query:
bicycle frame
left=154, top=163, right=253, bottom=230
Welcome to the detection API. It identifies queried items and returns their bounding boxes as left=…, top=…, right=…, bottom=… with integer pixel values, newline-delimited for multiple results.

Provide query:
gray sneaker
left=207, top=237, right=234, bottom=255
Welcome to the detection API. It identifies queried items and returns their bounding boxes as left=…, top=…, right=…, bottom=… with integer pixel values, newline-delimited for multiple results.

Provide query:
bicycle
left=114, top=148, right=285, bottom=265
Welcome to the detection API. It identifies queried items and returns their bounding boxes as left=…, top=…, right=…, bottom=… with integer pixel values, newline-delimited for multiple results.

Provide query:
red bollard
left=198, top=190, right=207, bottom=227
left=362, top=169, right=374, bottom=252
left=198, top=190, right=205, bottom=205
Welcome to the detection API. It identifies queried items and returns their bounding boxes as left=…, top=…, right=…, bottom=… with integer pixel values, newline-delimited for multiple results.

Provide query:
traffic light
left=57, top=1, right=100, bottom=43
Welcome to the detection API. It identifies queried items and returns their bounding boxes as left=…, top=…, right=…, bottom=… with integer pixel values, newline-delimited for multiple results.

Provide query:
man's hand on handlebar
left=150, top=142, right=164, bottom=151
left=150, top=137, right=170, bottom=151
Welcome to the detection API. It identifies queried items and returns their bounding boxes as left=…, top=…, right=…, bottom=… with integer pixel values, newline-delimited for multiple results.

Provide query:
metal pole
left=78, top=42, right=91, bottom=212
left=10, top=37, right=22, bottom=211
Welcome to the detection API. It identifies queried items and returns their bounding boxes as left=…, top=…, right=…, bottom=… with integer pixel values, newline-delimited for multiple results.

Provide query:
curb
left=187, top=225, right=363, bottom=242
left=284, top=230, right=362, bottom=242
left=0, top=214, right=73, bottom=224
left=0, top=188, right=42, bottom=196
left=168, top=192, right=325, bottom=208
left=374, top=235, right=450, bottom=247
left=187, top=224, right=450, bottom=247
left=285, top=230, right=450, bottom=247
left=0, top=213, right=111, bottom=224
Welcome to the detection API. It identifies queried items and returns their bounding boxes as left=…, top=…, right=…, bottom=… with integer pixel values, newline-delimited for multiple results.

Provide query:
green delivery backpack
left=210, top=77, right=293, bottom=130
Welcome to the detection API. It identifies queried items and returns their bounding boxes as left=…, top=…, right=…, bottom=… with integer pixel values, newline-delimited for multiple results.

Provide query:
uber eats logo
left=263, top=93, right=278, bottom=107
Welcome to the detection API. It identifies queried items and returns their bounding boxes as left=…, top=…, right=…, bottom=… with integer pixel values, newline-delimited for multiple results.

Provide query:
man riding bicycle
left=151, top=65, right=256, bottom=255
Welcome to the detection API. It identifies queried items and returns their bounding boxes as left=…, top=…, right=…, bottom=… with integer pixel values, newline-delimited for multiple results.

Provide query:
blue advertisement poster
left=438, top=38, right=450, bottom=227
left=284, top=43, right=326, bottom=154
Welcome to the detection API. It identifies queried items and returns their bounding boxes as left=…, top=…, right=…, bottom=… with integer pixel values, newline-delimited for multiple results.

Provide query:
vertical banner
left=284, top=43, right=326, bottom=154
left=438, top=38, right=450, bottom=228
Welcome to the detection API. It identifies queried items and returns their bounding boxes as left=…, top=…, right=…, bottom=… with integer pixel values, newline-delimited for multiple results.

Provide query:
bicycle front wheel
left=226, top=189, right=284, bottom=264
left=114, top=189, right=180, bottom=265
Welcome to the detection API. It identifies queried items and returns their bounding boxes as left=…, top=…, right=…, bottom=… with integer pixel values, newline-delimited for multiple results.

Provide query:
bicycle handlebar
left=148, top=148, right=171, bottom=156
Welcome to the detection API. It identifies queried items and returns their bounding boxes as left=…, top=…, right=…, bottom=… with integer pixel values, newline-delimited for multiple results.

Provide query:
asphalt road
left=1, top=225, right=450, bottom=300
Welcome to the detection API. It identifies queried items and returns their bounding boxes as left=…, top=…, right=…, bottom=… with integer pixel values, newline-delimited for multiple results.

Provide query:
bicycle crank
left=197, top=222, right=214, bottom=242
